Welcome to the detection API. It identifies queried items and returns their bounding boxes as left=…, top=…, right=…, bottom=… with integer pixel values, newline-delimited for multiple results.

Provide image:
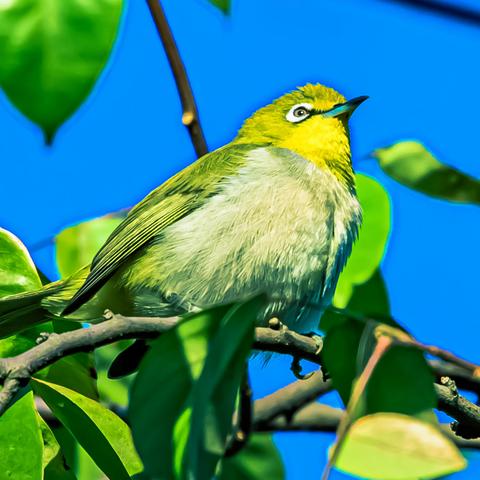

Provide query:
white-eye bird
left=0, top=84, right=365, bottom=348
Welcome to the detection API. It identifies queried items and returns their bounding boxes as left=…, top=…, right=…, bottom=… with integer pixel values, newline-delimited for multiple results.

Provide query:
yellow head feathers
left=235, top=83, right=367, bottom=189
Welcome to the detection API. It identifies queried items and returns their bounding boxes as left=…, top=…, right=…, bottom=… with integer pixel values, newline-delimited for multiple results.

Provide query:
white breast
left=129, top=147, right=361, bottom=330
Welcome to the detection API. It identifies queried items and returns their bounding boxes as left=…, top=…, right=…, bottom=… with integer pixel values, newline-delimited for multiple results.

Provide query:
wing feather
left=62, top=143, right=255, bottom=314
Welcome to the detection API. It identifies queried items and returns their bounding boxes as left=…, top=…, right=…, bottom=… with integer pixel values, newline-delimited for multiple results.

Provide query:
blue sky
left=1, top=0, right=479, bottom=478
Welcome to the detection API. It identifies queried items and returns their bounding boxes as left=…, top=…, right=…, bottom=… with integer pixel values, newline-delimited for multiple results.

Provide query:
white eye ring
left=286, top=103, right=314, bottom=123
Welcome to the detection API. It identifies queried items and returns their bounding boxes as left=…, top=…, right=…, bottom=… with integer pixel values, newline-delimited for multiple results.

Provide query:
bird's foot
left=302, top=331, right=324, bottom=355
left=290, top=357, right=314, bottom=380
left=36, top=332, right=58, bottom=344
left=268, top=317, right=284, bottom=331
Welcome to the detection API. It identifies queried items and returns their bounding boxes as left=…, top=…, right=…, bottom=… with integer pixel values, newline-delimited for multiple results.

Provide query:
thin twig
left=253, top=369, right=332, bottom=428
left=146, top=0, right=208, bottom=157
left=322, top=335, right=393, bottom=480
left=255, top=400, right=480, bottom=450
left=225, top=368, right=253, bottom=457
left=403, top=338, right=480, bottom=376
left=386, top=0, right=480, bottom=27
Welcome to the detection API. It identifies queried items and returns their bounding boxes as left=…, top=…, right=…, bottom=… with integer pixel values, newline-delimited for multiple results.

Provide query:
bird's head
left=235, top=83, right=367, bottom=188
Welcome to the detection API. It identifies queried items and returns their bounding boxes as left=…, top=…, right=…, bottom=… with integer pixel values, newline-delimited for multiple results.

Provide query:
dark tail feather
left=108, top=340, right=150, bottom=379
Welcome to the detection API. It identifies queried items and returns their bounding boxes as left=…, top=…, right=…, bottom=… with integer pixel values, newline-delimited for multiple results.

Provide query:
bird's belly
left=121, top=148, right=360, bottom=330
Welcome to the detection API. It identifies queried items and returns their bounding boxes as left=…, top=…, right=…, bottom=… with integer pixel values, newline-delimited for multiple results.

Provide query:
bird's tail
left=0, top=267, right=90, bottom=338
left=0, top=282, right=65, bottom=337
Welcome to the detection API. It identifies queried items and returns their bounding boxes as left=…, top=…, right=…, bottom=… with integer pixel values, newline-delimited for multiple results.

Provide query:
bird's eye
left=286, top=103, right=313, bottom=123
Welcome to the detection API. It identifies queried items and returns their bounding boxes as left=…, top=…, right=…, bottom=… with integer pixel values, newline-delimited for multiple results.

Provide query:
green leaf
left=0, top=0, right=123, bottom=142
left=32, top=379, right=142, bottom=480
left=44, top=320, right=98, bottom=400
left=0, top=228, right=54, bottom=373
left=373, top=141, right=480, bottom=205
left=333, top=174, right=391, bottom=308
left=0, top=391, right=43, bottom=480
left=183, top=298, right=261, bottom=480
left=347, top=269, right=390, bottom=318
left=218, top=434, right=284, bottom=479
left=322, top=315, right=436, bottom=420
left=38, top=414, right=77, bottom=479
left=0, top=227, right=41, bottom=297
left=209, top=0, right=230, bottom=13
left=95, top=342, right=133, bottom=406
left=336, top=413, right=466, bottom=479
left=129, top=298, right=262, bottom=480
left=55, top=214, right=125, bottom=278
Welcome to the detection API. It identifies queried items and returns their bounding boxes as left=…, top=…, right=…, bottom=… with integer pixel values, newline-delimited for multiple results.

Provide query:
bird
left=0, top=83, right=365, bottom=361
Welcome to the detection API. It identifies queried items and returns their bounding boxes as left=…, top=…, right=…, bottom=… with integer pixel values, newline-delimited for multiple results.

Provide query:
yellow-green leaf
left=334, top=174, right=391, bottom=307
left=0, top=0, right=123, bottom=142
left=0, top=227, right=41, bottom=297
left=55, top=214, right=125, bottom=278
left=373, top=141, right=480, bottom=205
left=32, top=379, right=142, bottom=480
left=335, top=413, right=466, bottom=479
left=0, top=392, right=43, bottom=480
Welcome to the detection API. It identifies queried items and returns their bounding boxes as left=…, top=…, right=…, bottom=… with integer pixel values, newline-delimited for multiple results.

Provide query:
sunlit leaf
left=373, top=141, right=480, bottom=205
left=334, top=174, right=391, bottom=308
left=0, top=227, right=41, bottom=297
left=32, top=379, right=142, bottom=479
left=336, top=413, right=466, bottom=479
left=130, top=298, right=262, bottom=480
left=218, top=433, right=284, bottom=479
left=0, top=0, right=123, bottom=142
left=55, top=214, right=125, bottom=278
left=0, top=391, right=43, bottom=479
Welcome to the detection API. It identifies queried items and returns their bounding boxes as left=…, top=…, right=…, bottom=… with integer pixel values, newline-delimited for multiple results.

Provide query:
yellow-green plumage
left=0, top=83, right=365, bottom=337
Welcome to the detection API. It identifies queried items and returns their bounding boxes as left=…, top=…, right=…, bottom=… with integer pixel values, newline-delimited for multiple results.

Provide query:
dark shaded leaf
left=218, top=433, right=284, bottom=479
left=38, top=414, right=77, bottom=479
left=0, top=391, right=43, bottom=479
left=32, top=379, right=142, bottom=479
left=373, top=141, right=480, bottom=205
left=0, top=0, right=123, bottom=142
left=347, top=269, right=390, bottom=318
left=209, top=0, right=230, bottom=13
left=130, top=298, right=262, bottom=480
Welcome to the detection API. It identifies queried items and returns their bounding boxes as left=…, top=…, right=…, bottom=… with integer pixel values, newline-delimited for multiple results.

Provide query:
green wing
left=62, top=143, right=256, bottom=315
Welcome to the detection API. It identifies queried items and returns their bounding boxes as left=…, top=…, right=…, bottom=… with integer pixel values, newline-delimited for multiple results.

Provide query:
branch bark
left=1, top=312, right=480, bottom=444
left=146, top=0, right=208, bottom=157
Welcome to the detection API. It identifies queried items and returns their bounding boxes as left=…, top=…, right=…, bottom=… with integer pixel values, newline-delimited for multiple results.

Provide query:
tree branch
left=256, top=401, right=480, bottom=450
left=253, top=369, right=332, bottom=428
left=146, top=0, right=208, bottom=157
left=1, top=311, right=480, bottom=445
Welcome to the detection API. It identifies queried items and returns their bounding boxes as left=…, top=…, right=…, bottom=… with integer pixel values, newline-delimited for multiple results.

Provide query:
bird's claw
left=290, top=356, right=314, bottom=380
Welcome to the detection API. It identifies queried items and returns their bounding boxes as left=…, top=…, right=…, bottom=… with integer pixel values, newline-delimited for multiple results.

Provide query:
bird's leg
left=290, top=331, right=323, bottom=380
left=290, top=356, right=315, bottom=380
